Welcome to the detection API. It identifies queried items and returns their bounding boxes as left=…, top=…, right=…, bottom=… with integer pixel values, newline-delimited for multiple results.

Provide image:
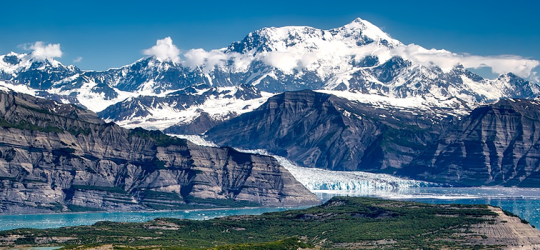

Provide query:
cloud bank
left=73, top=56, right=83, bottom=63
left=179, top=42, right=539, bottom=80
left=139, top=32, right=538, bottom=81
left=393, top=44, right=540, bottom=78
left=20, top=42, right=63, bottom=61
left=143, top=37, right=180, bottom=63
left=183, top=48, right=256, bottom=73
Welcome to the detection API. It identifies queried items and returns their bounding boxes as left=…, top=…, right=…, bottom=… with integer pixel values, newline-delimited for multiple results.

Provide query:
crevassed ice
left=272, top=155, right=444, bottom=190
left=172, top=134, right=444, bottom=191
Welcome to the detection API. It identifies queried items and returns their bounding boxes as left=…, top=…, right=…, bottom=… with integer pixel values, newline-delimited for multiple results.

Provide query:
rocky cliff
left=0, top=89, right=319, bottom=214
left=206, top=90, right=448, bottom=173
left=404, top=98, right=540, bottom=187
left=206, top=90, right=540, bottom=187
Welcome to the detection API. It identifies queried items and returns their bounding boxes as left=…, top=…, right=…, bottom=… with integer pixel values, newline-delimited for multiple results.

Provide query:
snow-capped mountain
left=0, top=52, right=80, bottom=89
left=98, top=84, right=273, bottom=132
left=0, top=18, right=538, bottom=132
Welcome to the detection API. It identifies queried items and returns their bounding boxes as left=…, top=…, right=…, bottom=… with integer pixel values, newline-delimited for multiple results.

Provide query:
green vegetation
left=67, top=205, right=105, bottom=212
left=130, top=127, right=188, bottom=147
left=503, top=209, right=531, bottom=224
left=0, top=118, right=64, bottom=133
left=67, top=127, right=92, bottom=136
left=71, top=185, right=127, bottom=194
left=0, top=197, right=503, bottom=249
left=36, top=202, right=65, bottom=212
left=210, top=237, right=311, bottom=250
left=183, top=196, right=261, bottom=208
left=18, top=104, right=55, bottom=115
left=137, top=192, right=261, bottom=210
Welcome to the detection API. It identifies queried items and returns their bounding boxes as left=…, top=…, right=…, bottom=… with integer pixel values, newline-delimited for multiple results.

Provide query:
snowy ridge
left=49, top=79, right=144, bottom=112
left=102, top=86, right=274, bottom=130
left=0, top=80, right=38, bottom=96
left=318, top=89, right=473, bottom=117
left=169, top=134, right=218, bottom=147
left=223, top=18, right=400, bottom=78
left=0, top=52, right=33, bottom=75
left=174, top=134, right=443, bottom=191
left=1, top=18, right=539, bottom=132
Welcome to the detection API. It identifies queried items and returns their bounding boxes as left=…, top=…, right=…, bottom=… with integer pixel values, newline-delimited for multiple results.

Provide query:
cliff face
left=206, top=90, right=445, bottom=173
left=0, top=89, right=318, bottom=214
left=206, top=90, right=540, bottom=187
left=404, top=99, right=540, bottom=187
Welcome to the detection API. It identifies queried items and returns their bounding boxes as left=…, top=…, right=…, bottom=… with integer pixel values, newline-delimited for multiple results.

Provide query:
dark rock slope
left=0, top=89, right=319, bottom=214
left=404, top=99, right=540, bottom=187
left=206, top=90, right=448, bottom=173
left=206, top=90, right=540, bottom=187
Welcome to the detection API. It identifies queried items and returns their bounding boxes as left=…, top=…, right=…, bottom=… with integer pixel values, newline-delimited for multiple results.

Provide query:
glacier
left=275, top=156, right=446, bottom=190
left=171, top=134, right=445, bottom=191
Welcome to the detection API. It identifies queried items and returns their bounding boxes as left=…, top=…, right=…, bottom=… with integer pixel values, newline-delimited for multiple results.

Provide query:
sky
left=1, top=0, right=539, bottom=79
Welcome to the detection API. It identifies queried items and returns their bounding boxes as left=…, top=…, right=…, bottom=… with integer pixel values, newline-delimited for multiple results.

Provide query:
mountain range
left=0, top=88, right=318, bottom=213
left=1, top=18, right=538, bottom=131
left=1, top=18, right=540, bottom=189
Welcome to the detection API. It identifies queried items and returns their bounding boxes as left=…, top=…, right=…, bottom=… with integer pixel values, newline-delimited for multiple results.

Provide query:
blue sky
left=1, top=0, right=539, bottom=78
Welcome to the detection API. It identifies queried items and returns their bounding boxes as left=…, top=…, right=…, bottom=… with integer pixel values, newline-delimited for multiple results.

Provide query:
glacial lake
left=0, top=187, right=539, bottom=231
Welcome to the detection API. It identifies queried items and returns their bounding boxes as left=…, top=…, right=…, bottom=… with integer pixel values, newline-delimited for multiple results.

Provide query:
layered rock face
left=206, top=90, right=446, bottom=173
left=206, top=90, right=540, bottom=187
left=0, top=89, right=318, bottom=214
left=405, top=99, right=540, bottom=187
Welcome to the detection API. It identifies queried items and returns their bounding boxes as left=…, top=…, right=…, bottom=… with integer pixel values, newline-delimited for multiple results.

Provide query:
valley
left=1, top=15, right=540, bottom=249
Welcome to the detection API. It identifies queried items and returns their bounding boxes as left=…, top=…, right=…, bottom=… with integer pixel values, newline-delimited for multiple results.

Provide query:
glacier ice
left=175, top=135, right=444, bottom=191
left=272, top=155, right=445, bottom=191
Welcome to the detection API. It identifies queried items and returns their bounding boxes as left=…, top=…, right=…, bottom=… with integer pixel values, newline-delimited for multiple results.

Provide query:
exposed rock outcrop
left=404, top=99, right=540, bottom=187
left=469, top=206, right=540, bottom=249
left=206, top=90, right=540, bottom=187
left=206, top=90, right=448, bottom=172
left=0, top=89, right=319, bottom=213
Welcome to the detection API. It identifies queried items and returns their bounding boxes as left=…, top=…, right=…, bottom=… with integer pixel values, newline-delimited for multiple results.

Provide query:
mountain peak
left=346, top=17, right=372, bottom=27
left=1, top=51, right=67, bottom=69
left=339, top=18, right=400, bottom=47
left=226, top=17, right=401, bottom=55
left=6, top=51, right=23, bottom=57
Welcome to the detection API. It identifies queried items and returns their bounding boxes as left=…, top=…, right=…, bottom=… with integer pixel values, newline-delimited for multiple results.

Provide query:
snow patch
left=169, top=134, right=218, bottom=147
left=317, top=89, right=473, bottom=117
left=116, top=88, right=274, bottom=130
left=0, top=81, right=38, bottom=96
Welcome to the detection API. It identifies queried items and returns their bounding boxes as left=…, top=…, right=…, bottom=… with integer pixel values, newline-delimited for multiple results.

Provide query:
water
left=315, top=187, right=540, bottom=228
left=1, top=187, right=539, bottom=231
left=0, top=207, right=295, bottom=232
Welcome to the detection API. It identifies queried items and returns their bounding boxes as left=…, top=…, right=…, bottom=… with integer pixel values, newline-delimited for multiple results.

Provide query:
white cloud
left=392, top=44, right=540, bottom=78
left=73, top=56, right=83, bottom=63
left=143, top=37, right=180, bottom=63
left=262, top=51, right=300, bottom=73
left=181, top=36, right=539, bottom=80
left=183, top=49, right=226, bottom=69
left=20, top=41, right=63, bottom=61
left=183, top=48, right=253, bottom=73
